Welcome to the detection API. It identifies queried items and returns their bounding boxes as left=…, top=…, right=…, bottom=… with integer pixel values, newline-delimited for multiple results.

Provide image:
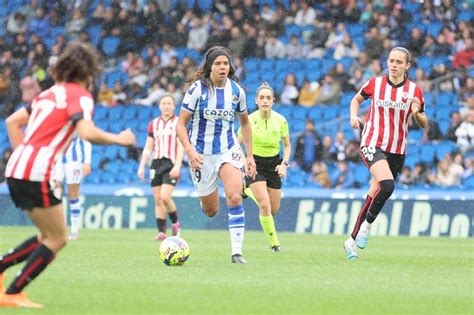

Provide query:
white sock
left=228, top=205, right=245, bottom=256
left=70, top=198, right=81, bottom=234
left=361, top=221, right=372, bottom=232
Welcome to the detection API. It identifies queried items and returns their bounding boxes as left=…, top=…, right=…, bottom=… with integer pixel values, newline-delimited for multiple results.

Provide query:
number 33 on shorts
left=361, top=146, right=376, bottom=162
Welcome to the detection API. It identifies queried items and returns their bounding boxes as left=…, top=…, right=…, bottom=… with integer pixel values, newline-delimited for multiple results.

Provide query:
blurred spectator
left=265, top=34, right=285, bottom=59
left=0, top=148, right=13, bottom=184
left=7, top=12, right=27, bottom=35
left=306, top=18, right=329, bottom=59
left=421, top=35, right=438, bottom=57
left=436, top=158, right=462, bottom=187
left=298, top=80, right=319, bottom=107
left=286, top=35, right=303, bottom=59
left=228, top=27, right=246, bottom=58
left=311, top=161, right=332, bottom=188
left=412, top=162, right=436, bottom=185
left=414, top=69, right=431, bottom=92
left=233, top=57, right=246, bottom=81
left=321, top=135, right=334, bottom=162
left=422, top=121, right=443, bottom=142
left=331, top=63, right=352, bottom=92
left=345, top=140, right=360, bottom=163
left=28, top=8, right=50, bottom=38
left=444, top=111, right=462, bottom=141
left=434, top=33, right=452, bottom=56
left=326, top=22, right=347, bottom=50
left=98, top=83, right=114, bottom=106
left=455, top=109, right=474, bottom=153
left=315, top=74, right=341, bottom=105
left=0, top=67, right=10, bottom=103
left=362, top=59, right=382, bottom=83
left=406, top=27, right=424, bottom=57
left=364, top=27, right=384, bottom=60
left=462, top=158, right=473, bottom=179
left=12, top=33, right=29, bottom=61
left=344, top=0, right=361, bottom=23
left=294, top=1, right=316, bottom=26
left=349, top=52, right=370, bottom=77
left=398, top=166, right=414, bottom=186
left=284, top=2, right=299, bottom=25
left=167, top=83, right=183, bottom=105
left=134, top=82, right=165, bottom=107
left=19, top=76, right=41, bottom=103
left=260, top=4, right=275, bottom=22
left=348, top=68, right=365, bottom=91
left=111, top=81, right=127, bottom=105
left=453, top=38, right=473, bottom=69
left=160, top=43, right=177, bottom=68
left=65, top=9, right=86, bottom=38
left=334, top=35, right=359, bottom=60
left=332, top=132, right=347, bottom=162
left=294, top=120, right=323, bottom=171
left=333, top=161, right=355, bottom=188
left=173, top=23, right=188, bottom=48
left=187, top=17, right=209, bottom=52
left=280, top=73, right=299, bottom=105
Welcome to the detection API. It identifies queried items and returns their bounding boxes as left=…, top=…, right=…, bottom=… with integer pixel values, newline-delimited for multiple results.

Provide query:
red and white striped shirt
left=359, top=76, right=425, bottom=155
left=147, top=115, right=179, bottom=162
left=5, top=83, right=94, bottom=182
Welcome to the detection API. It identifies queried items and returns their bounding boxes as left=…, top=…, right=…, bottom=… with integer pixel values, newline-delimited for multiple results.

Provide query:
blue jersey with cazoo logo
left=181, top=79, right=247, bottom=154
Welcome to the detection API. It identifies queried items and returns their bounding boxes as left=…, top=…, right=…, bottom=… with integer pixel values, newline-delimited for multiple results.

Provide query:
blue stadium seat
left=408, top=129, right=422, bottom=142
left=352, top=163, right=369, bottom=185
left=102, top=36, right=121, bottom=57
left=457, top=11, right=473, bottom=21
left=435, top=141, right=457, bottom=160
left=435, top=107, right=452, bottom=120
left=438, top=119, right=450, bottom=136
left=322, top=106, right=338, bottom=120
left=419, top=144, right=436, bottom=163
left=245, top=58, right=259, bottom=71
left=426, top=22, right=443, bottom=37
left=437, top=92, right=454, bottom=107
left=462, top=175, right=474, bottom=189
left=416, top=57, right=432, bottom=74
left=88, top=25, right=102, bottom=47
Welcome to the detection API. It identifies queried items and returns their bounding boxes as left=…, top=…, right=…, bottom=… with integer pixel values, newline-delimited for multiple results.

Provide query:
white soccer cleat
left=344, top=238, right=359, bottom=260
left=356, top=222, right=371, bottom=249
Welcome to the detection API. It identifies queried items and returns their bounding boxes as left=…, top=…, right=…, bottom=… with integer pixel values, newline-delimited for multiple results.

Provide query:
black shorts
left=359, top=146, right=405, bottom=179
left=7, top=178, right=62, bottom=210
left=150, top=158, right=177, bottom=187
left=245, top=155, right=282, bottom=189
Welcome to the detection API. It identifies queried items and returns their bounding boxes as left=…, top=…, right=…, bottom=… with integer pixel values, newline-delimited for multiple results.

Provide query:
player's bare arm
left=276, top=135, right=291, bottom=179
left=411, top=97, right=428, bottom=128
left=349, top=93, right=365, bottom=129
left=238, top=112, right=256, bottom=179
left=76, top=119, right=135, bottom=147
left=5, top=107, right=29, bottom=149
left=177, top=110, right=203, bottom=170
left=137, top=137, right=154, bottom=180
left=169, top=138, right=184, bottom=179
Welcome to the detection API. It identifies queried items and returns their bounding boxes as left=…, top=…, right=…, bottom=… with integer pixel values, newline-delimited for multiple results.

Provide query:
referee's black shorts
left=245, top=155, right=282, bottom=189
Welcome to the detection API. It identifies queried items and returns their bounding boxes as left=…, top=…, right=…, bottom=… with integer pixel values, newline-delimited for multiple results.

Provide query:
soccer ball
left=159, top=236, right=190, bottom=266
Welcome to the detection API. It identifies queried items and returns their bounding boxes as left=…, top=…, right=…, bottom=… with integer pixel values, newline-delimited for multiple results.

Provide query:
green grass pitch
left=0, top=226, right=472, bottom=314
